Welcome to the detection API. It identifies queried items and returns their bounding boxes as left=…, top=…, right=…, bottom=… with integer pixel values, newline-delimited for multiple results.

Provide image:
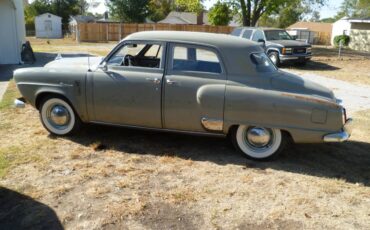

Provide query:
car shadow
left=0, top=187, right=63, bottom=229
left=64, top=124, right=370, bottom=187
left=280, top=60, right=340, bottom=71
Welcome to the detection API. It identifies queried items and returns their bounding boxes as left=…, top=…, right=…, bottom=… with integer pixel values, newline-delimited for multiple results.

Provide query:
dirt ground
left=0, top=38, right=370, bottom=229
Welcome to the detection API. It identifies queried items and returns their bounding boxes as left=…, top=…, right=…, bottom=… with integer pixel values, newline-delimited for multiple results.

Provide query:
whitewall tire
left=40, top=96, right=80, bottom=136
left=231, top=125, right=287, bottom=160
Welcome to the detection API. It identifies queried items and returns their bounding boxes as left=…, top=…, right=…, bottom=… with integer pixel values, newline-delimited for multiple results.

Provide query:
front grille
left=293, top=48, right=306, bottom=54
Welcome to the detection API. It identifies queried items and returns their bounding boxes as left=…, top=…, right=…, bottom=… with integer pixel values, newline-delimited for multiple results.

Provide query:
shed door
left=0, top=1, right=19, bottom=64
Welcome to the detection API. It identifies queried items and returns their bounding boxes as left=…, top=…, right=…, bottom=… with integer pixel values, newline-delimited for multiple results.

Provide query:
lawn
left=0, top=40, right=369, bottom=229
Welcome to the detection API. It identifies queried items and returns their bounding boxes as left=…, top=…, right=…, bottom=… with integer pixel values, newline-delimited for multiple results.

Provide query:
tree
left=230, top=0, right=326, bottom=27
left=175, top=0, right=203, bottom=13
left=107, top=0, right=149, bottom=22
left=208, top=1, right=233, bottom=26
left=335, top=0, right=370, bottom=19
left=310, top=10, right=320, bottom=22
left=76, top=0, right=89, bottom=15
left=148, top=0, right=173, bottom=22
left=24, top=0, right=79, bottom=29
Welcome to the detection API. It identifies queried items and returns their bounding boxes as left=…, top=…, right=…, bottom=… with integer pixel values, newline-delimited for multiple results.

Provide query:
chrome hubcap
left=246, top=127, right=272, bottom=148
left=48, top=105, right=70, bottom=126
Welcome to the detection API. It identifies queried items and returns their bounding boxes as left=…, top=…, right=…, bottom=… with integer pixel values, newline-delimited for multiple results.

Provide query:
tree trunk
left=240, top=0, right=250, bottom=26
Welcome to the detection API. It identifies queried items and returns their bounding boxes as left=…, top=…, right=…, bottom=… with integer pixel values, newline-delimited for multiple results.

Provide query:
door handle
left=146, top=78, right=161, bottom=84
left=166, top=79, right=177, bottom=85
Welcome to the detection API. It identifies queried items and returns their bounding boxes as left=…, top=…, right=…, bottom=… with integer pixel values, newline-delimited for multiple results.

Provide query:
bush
left=334, top=35, right=350, bottom=47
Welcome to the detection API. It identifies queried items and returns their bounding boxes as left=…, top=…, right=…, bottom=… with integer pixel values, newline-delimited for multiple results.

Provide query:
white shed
left=0, top=0, right=26, bottom=64
left=35, top=13, right=62, bottom=38
left=331, top=17, right=351, bottom=45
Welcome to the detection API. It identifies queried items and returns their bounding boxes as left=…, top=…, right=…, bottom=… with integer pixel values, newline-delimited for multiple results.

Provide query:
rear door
left=163, top=43, right=227, bottom=132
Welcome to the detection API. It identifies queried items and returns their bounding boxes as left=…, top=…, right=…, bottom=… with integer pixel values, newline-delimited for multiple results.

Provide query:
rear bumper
left=323, top=118, right=353, bottom=142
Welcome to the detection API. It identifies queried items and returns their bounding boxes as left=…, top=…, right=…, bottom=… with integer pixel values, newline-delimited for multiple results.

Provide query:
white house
left=35, top=13, right=62, bottom=38
left=331, top=17, right=352, bottom=45
left=0, top=0, right=26, bottom=64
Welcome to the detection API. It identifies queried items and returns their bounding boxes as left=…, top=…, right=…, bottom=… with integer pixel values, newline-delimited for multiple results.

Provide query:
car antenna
left=87, top=51, right=91, bottom=72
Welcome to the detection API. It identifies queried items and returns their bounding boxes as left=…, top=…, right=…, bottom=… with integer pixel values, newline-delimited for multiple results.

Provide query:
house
left=158, top=11, right=209, bottom=25
left=158, top=11, right=239, bottom=26
left=35, top=13, right=62, bottom=38
left=0, top=0, right=26, bottom=64
left=331, top=17, right=370, bottom=51
left=69, top=15, right=96, bottom=27
left=287, top=21, right=332, bottom=45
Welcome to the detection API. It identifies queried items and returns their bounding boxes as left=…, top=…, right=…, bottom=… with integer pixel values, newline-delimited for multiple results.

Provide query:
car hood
left=44, top=56, right=104, bottom=70
left=271, top=70, right=335, bottom=101
left=267, top=40, right=310, bottom=47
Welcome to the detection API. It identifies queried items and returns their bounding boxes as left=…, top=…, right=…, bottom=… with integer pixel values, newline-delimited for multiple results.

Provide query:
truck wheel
left=268, top=51, right=280, bottom=67
left=231, top=125, right=287, bottom=161
left=39, top=96, right=81, bottom=136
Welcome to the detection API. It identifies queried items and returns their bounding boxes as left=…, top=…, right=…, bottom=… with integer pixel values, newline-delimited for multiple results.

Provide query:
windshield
left=264, top=30, right=293, bottom=41
left=250, top=53, right=277, bottom=72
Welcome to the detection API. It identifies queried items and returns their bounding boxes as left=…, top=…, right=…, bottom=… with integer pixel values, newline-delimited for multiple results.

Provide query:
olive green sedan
left=13, top=31, right=352, bottom=160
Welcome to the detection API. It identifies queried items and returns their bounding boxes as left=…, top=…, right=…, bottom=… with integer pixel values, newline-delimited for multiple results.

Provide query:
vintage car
left=13, top=31, right=352, bottom=160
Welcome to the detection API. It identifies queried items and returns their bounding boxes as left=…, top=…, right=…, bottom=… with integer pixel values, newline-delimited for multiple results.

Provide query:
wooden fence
left=73, top=23, right=235, bottom=42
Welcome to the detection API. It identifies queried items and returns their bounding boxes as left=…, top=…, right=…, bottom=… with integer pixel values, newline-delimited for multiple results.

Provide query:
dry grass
left=1, top=45, right=370, bottom=229
left=27, top=37, right=115, bottom=56
left=282, top=46, right=370, bottom=86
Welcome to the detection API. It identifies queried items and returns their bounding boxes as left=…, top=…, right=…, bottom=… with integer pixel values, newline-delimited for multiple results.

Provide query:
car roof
left=124, top=31, right=258, bottom=49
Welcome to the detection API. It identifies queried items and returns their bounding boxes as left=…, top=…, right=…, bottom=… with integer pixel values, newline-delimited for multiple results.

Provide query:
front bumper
left=323, top=118, right=353, bottom=142
left=280, top=54, right=312, bottom=61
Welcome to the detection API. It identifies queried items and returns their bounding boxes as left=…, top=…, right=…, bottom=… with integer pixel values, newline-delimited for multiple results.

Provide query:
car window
left=251, top=30, right=264, bottom=42
left=231, top=28, right=243, bottom=36
left=106, top=43, right=162, bottom=68
left=250, top=53, right=277, bottom=72
left=144, top=44, right=161, bottom=58
left=242, top=29, right=252, bottom=39
left=172, top=45, right=222, bottom=74
left=265, top=30, right=293, bottom=40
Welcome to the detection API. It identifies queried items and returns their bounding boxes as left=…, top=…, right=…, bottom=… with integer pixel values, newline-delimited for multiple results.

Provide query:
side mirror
left=99, top=62, right=108, bottom=72
left=257, top=39, right=266, bottom=50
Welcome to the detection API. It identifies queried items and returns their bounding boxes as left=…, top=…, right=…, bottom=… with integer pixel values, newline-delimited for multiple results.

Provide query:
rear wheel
left=231, top=125, right=287, bottom=161
left=268, top=51, right=280, bottom=67
left=39, top=96, right=81, bottom=136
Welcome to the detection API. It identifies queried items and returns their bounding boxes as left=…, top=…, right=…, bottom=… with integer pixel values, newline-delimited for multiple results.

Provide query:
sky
left=203, top=0, right=344, bottom=19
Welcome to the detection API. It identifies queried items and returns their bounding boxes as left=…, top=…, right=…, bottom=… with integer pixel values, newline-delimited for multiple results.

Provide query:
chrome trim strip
left=201, top=117, right=223, bottom=131
left=90, top=121, right=226, bottom=137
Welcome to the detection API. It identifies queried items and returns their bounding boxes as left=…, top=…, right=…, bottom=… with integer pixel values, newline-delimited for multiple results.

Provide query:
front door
left=91, top=42, right=164, bottom=128
left=163, top=44, right=227, bottom=132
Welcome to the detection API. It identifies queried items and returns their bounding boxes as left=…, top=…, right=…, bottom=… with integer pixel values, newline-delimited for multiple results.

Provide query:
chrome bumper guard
left=14, top=98, right=26, bottom=108
left=323, top=118, right=353, bottom=142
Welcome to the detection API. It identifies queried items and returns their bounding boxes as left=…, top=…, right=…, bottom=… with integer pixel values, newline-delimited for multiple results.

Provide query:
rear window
left=242, top=29, right=252, bottom=39
left=231, top=28, right=243, bottom=36
left=250, top=53, right=277, bottom=72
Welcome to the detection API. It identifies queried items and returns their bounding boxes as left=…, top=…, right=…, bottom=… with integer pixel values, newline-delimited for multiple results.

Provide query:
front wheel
left=39, top=96, right=81, bottom=136
left=231, top=125, right=287, bottom=161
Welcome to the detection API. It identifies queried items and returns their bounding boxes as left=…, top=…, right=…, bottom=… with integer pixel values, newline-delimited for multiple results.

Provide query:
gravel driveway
left=284, top=70, right=370, bottom=114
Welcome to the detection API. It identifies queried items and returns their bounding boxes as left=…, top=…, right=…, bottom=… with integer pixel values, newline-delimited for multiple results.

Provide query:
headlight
left=306, top=47, right=312, bottom=53
left=282, top=48, right=292, bottom=54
